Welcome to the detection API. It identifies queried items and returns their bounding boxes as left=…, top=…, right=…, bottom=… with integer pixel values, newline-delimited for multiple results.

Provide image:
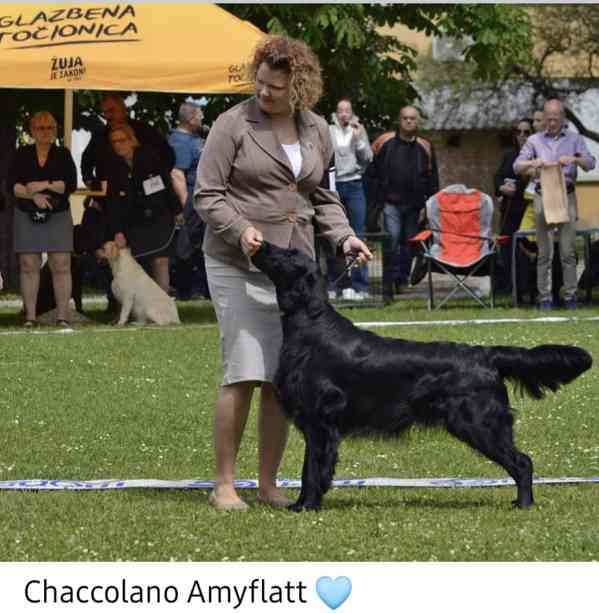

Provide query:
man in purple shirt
left=514, top=99, right=596, bottom=309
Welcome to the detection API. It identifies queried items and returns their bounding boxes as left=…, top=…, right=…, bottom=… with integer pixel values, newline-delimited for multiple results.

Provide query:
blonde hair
left=248, top=35, right=323, bottom=113
left=109, top=123, right=140, bottom=148
left=29, top=111, right=57, bottom=133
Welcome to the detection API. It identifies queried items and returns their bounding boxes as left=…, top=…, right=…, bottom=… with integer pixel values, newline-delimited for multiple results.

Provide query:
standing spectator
left=514, top=99, right=596, bottom=310
left=7, top=111, right=77, bottom=327
left=82, top=93, right=175, bottom=186
left=195, top=35, right=371, bottom=511
left=493, top=117, right=533, bottom=291
left=370, top=106, right=439, bottom=301
left=327, top=98, right=372, bottom=300
left=106, top=124, right=183, bottom=293
left=168, top=102, right=209, bottom=300
left=81, top=93, right=175, bottom=311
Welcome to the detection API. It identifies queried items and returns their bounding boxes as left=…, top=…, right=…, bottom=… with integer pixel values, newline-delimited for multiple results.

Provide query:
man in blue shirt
left=168, top=102, right=209, bottom=300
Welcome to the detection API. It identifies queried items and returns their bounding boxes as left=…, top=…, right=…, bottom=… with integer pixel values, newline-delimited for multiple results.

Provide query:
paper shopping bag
left=540, top=163, right=570, bottom=224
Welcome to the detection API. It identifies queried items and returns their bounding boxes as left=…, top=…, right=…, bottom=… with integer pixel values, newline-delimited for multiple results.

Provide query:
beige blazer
left=194, top=97, right=354, bottom=270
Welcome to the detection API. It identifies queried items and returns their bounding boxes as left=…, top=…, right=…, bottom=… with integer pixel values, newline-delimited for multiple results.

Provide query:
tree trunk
left=0, top=91, right=18, bottom=289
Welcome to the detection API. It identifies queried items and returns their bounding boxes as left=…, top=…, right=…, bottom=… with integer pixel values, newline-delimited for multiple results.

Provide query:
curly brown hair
left=248, top=35, right=323, bottom=113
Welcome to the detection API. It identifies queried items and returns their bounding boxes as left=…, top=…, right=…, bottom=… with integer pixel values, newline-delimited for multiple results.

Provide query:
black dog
left=251, top=242, right=592, bottom=512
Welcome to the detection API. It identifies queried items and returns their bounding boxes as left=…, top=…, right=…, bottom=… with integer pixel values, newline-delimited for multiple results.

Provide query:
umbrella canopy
left=0, top=3, right=264, bottom=93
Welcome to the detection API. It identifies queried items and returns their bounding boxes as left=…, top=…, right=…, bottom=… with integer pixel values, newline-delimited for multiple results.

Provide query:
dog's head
left=251, top=241, right=328, bottom=318
left=98, top=240, right=119, bottom=262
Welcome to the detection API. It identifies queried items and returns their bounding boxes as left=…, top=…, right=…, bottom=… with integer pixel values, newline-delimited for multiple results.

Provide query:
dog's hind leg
left=447, top=399, right=534, bottom=508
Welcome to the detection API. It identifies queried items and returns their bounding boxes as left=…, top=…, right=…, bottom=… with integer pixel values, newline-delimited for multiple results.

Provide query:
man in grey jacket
left=328, top=98, right=373, bottom=300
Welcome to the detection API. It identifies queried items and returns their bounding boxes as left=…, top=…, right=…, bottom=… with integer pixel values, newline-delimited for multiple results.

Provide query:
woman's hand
left=175, top=213, right=185, bottom=226
left=26, top=181, right=49, bottom=195
left=32, top=192, right=52, bottom=209
left=499, top=183, right=516, bottom=197
left=342, top=236, right=373, bottom=265
left=240, top=226, right=264, bottom=257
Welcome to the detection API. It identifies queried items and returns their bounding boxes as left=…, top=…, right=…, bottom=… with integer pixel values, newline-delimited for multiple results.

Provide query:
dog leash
left=132, top=226, right=177, bottom=260
left=332, top=254, right=361, bottom=286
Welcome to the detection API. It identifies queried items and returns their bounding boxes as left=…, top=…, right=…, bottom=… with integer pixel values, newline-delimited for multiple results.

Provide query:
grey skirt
left=206, top=255, right=283, bottom=386
left=14, top=207, right=73, bottom=253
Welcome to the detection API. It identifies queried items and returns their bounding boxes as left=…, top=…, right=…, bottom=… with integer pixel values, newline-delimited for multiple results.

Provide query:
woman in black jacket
left=493, top=118, right=533, bottom=292
left=106, top=124, right=183, bottom=293
left=8, top=111, right=77, bottom=327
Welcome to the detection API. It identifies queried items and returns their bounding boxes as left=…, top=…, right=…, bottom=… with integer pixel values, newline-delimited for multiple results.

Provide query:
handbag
left=26, top=191, right=64, bottom=224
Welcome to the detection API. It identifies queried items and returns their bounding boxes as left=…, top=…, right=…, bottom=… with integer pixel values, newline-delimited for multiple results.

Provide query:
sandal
left=23, top=320, right=37, bottom=329
left=56, top=319, right=72, bottom=330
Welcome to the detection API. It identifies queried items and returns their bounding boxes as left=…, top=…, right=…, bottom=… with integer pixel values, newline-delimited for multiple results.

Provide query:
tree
left=417, top=5, right=599, bottom=143
left=222, top=4, right=532, bottom=133
left=511, top=5, right=599, bottom=143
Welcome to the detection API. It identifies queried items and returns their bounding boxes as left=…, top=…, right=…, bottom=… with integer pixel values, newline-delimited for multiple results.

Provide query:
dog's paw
left=511, top=498, right=534, bottom=509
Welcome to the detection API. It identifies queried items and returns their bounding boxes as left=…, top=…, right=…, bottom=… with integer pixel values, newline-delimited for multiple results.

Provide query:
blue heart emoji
left=316, top=576, right=352, bottom=610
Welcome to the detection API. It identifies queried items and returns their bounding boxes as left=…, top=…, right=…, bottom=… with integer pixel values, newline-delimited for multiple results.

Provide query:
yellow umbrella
left=0, top=3, right=264, bottom=93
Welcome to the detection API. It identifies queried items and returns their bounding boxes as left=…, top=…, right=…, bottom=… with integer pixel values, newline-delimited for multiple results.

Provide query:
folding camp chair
left=409, top=184, right=508, bottom=310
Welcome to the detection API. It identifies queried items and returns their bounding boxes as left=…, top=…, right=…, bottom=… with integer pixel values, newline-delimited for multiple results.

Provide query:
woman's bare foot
left=257, top=489, right=293, bottom=508
left=209, top=486, right=248, bottom=511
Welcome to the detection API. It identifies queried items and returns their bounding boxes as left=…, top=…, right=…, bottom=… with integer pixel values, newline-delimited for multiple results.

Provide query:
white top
left=281, top=142, right=302, bottom=179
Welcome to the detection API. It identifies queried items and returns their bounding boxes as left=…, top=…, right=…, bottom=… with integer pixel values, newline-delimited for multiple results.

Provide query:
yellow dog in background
left=101, top=241, right=180, bottom=326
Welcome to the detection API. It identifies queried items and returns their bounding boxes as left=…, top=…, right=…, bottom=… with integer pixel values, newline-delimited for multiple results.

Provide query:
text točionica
left=24, top=578, right=309, bottom=608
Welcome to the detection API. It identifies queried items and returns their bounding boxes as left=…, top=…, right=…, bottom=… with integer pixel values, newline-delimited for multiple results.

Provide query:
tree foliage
left=417, top=5, right=599, bottom=142
left=223, top=4, right=533, bottom=133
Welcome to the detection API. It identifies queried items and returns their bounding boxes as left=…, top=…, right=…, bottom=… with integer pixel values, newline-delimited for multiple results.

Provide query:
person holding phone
left=327, top=98, right=372, bottom=300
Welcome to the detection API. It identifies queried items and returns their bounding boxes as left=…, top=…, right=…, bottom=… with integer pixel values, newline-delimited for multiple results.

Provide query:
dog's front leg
left=289, top=426, right=326, bottom=512
left=116, top=295, right=134, bottom=325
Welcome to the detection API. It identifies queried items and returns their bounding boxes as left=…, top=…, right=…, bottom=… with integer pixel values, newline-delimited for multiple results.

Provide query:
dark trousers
left=382, top=203, right=420, bottom=289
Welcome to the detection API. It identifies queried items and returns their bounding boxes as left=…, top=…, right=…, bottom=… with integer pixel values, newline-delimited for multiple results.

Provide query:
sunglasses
left=35, top=125, right=57, bottom=131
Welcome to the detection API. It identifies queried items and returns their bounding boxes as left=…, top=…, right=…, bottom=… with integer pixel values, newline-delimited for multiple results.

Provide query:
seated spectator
left=7, top=111, right=77, bottom=327
left=105, top=124, right=183, bottom=293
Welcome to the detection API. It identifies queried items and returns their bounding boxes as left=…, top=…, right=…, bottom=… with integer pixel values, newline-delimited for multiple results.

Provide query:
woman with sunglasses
left=493, top=118, right=533, bottom=292
left=8, top=111, right=77, bottom=327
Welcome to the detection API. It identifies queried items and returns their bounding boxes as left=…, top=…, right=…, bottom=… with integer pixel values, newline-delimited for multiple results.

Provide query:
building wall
left=426, top=129, right=505, bottom=197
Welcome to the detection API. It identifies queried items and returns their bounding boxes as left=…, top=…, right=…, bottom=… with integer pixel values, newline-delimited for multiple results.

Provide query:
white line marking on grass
left=357, top=316, right=599, bottom=328
left=2, top=315, right=597, bottom=338
left=1, top=476, right=598, bottom=490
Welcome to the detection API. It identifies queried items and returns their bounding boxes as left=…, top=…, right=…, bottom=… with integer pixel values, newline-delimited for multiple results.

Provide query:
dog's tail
left=489, top=344, right=592, bottom=399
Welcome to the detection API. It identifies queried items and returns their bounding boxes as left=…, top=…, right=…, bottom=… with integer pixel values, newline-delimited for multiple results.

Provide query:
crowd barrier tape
left=0, top=476, right=598, bottom=491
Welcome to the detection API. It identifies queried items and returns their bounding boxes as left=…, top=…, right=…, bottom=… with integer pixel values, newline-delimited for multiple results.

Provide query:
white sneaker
left=328, top=290, right=337, bottom=301
left=357, top=291, right=370, bottom=300
left=342, top=288, right=357, bottom=300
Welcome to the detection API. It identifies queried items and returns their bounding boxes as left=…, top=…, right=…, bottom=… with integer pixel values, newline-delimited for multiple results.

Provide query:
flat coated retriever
left=251, top=242, right=592, bottom=512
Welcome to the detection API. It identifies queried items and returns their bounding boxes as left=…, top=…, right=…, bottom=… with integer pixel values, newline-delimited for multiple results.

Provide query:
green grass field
left=1, top=299, right=598, bottom=561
